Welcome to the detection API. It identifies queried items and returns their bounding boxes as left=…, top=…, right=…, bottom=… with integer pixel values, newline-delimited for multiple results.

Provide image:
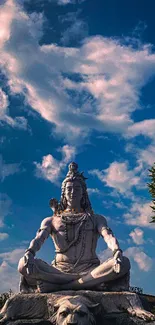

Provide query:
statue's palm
left=113, top=250, right=123, bottom=274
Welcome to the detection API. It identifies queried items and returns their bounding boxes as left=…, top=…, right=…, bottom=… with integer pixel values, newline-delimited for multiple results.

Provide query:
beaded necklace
left=54, top=212, right=89, bottom=270
left=61, top=213, right=87, bottom=244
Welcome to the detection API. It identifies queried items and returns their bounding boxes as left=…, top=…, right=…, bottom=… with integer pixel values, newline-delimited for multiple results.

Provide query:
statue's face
left=65, top=180, right=83, bottom=208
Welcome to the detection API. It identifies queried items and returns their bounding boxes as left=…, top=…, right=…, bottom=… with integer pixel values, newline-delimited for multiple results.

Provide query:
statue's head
left=50, top=295, right=99, bottom=325
left=60, top=162, right=92, bottom=212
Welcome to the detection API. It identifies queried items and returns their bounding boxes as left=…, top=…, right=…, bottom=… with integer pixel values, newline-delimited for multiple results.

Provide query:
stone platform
left=0, top=291, right=155, bottom=325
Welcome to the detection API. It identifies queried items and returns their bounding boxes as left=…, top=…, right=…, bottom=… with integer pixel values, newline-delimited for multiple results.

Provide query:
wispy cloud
left=126, top=119, right=155, bottom=140
left=98, top=248, right=112, bottom=263
left=125, top=247, right=153, bottom=272
left=0, top=233, right=9, bottom=241
left=0, top=88, right=28, bottom=130
left=1, top=0, right=155, bottom=142
left=89, top=161, right=140, bottom=193
left=61, top=19, right=88, bottom=45
left=0, top=155, right=20, bottom=181
left=129, top=228, right=144, bottom=245
left=58, top=0, right=85, bottom=5
left=124, top=201, right=155, bottom=228
left=0, top=261, right=19, bottom=293
left=34, top=144, right=76, bottom=184
left=0, top=247, right=30, bottom=292
left=87, top=188, right=100, bottom=195
left=0, top=193, right=12, bottom=228
left=0, top=248, right=25, bottom=265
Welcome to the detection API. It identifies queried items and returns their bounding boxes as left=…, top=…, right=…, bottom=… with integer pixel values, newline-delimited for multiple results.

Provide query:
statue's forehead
left=65, top=180, right=82, bottom=187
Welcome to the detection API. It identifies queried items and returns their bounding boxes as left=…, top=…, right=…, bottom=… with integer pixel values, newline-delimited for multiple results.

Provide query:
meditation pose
left=18, top=162, right=130, bottom=293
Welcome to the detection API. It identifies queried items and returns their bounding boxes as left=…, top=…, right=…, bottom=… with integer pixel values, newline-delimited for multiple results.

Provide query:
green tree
left=148, top=162, right=155, bottom=223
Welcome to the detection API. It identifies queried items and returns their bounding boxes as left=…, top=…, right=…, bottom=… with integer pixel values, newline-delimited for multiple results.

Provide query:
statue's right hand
left=24, top=251, right=35, bottom=275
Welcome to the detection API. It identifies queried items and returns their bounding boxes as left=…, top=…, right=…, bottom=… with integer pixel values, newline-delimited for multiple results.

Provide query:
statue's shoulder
left=40, top=216, right=53, bottom=229
left=93, top=213, right=108, bottom=227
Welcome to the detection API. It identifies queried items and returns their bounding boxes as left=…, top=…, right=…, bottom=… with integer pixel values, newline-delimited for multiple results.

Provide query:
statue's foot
left=37, top=281, right=60, bottom=293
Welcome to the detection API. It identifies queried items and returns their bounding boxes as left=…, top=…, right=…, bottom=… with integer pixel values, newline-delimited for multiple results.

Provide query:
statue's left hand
left=113, top=250, right=123, bottom=273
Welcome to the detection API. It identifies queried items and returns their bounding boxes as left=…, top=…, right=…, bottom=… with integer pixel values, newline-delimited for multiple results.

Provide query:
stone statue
left=18, top=162, right=130, bottom=293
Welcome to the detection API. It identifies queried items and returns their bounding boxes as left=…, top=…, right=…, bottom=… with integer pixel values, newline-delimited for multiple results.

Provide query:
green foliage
left=0, top=290, right=13, bottom=309
left=148, top=162, right=155, bottom=223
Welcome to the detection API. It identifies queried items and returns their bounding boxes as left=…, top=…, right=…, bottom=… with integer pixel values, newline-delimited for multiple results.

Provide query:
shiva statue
left=18, top=162, right=130, bottom=293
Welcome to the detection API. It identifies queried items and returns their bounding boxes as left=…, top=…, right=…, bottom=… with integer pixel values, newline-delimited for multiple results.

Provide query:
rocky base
left=0, top=291, right=155, bottom=325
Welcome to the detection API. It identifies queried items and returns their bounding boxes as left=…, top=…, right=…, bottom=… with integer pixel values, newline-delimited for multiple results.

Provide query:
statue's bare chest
left=51, top=213, right=96, bottom=244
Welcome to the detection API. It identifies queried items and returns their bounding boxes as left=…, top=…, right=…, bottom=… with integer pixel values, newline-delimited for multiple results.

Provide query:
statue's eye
left=60, top=311, right=68, bottom=317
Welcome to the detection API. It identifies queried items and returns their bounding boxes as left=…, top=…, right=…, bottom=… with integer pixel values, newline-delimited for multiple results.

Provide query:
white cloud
left=87, top=188, right=100, bottom=195
left=89, top=161, right=140, bottom=193
left=0, top=88, right=9, bottom=117
left=0, top=155, right=20, bottom=181
left=124, top=201, right=155, bottom=228
left=124, top=142, right=155, bottom=193
left=125, top=247, right=153, bottom=272
left=0, top=233, right=9, bottom=241
left=98, top=248, right=112, bottom=263
left=0, top=247, right=27, bottom=293
left=58, top=0, right=73, bottom=3
left=0, top=88, right=28, bottom=130
left=34, top=144, right=76, bottom=184
left=140, top=145, right=155, bottom=166
left=126, top=119, right=155, bottom=140
left=1, top=1, right=155, bottom=141
left=61, top=20, right=88, bottom=45
left=60, top=144, right=76, bottom=163
left=35, top=154, right=62, bottom=184
left=129, top=228, right=144, bottom=245
left=58, top=0, right=76, bottom=4
left=0, top=248, right=25, bottom=265
left=0, top=261, right=19, bottom=293
left=0, top=193, right=12, bottom=228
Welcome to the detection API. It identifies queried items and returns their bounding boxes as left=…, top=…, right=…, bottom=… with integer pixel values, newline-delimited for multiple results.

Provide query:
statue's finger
left=117, top=258, right=122, bottom=264
left=114, top=262, right=121, bottom=273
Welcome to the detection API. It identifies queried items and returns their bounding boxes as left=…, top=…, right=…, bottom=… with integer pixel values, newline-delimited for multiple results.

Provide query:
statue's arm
left=96, top=214, right=121, bottom=253
left=26, top=217, right=52, bottom=256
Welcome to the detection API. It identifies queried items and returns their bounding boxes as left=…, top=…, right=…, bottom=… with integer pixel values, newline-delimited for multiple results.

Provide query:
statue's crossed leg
left=18, top=255, right=130, bottom=293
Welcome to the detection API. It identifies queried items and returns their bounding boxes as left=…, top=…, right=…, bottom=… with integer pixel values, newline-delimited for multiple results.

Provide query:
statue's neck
left=65, top=204, right=83, bottom=213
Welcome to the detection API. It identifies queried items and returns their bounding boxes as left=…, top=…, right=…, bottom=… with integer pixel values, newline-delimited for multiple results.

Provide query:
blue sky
left=0, top=0, right=155, bottom=294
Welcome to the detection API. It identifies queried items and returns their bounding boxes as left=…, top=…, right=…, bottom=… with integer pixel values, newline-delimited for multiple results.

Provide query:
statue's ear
left=87, top=303, right=100, bottom=314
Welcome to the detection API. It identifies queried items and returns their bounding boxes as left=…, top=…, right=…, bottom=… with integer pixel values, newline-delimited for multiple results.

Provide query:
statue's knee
left=123, top=256, right=131, bottom=272
left=18, top=257, right=26, bottom=275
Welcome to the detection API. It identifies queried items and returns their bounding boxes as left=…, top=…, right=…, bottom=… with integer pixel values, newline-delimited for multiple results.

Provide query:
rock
left=0, top=291, right=155, bottom=325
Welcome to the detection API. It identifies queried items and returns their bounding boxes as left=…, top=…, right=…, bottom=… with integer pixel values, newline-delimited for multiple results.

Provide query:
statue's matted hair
left=60, top=162, right=93, bottom=212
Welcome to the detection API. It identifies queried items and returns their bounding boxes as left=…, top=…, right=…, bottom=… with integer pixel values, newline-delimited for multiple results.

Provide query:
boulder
left=0, top=291, right=155, bottom=325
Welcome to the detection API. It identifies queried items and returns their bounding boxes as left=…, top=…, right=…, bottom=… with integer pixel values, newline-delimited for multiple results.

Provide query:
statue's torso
left=50, top=212, right=100, bottom=271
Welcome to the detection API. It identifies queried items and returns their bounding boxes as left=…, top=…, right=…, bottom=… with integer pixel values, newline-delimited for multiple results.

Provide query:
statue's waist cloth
left=51, top=257, right=100, bottom=275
